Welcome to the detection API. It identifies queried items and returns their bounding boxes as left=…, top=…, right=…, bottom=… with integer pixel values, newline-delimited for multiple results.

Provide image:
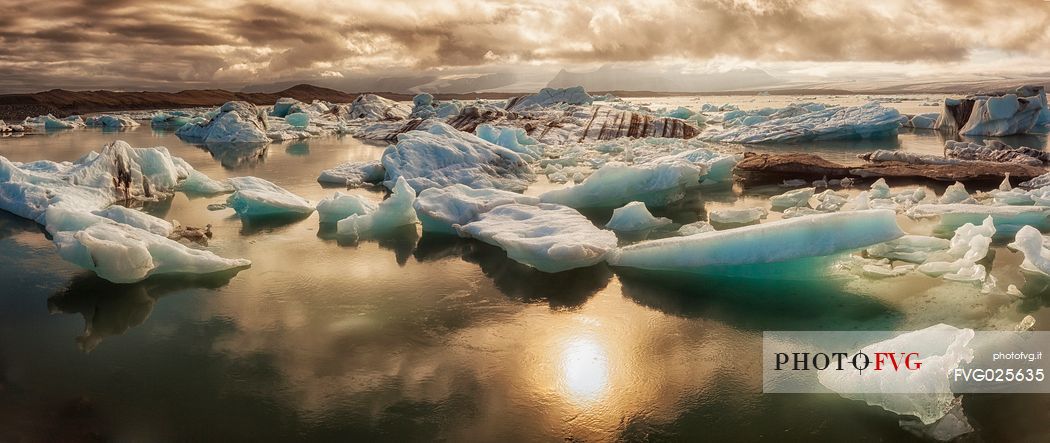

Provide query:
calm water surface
left=2, top=102, right=1050, bottom=441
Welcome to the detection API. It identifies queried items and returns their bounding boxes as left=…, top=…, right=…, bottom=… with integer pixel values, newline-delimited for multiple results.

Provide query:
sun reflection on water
left=560, top=335, right=609, bottom=403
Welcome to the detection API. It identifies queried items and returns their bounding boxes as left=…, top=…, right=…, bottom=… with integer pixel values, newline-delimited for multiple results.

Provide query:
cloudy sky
left=0, top=0, right=1048, bottom=93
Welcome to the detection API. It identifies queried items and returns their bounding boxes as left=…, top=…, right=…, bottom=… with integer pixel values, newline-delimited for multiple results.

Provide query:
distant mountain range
left=547, top=66, right=784, bottom=92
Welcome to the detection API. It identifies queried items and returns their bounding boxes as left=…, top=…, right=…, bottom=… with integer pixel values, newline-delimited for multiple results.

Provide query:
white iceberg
left=456, top=203, right=617, bottom=272
left=91, top=206, right=173, bottom=236
left=818, top=324, right=975, bottom=425
left=380, top=122, right=534, bottom=192
left=347, top=94, right=409, bottom=120
left=47, top=208, right=249, bottom=284
left=413, top=184, right=539, bottom=234
left=936, top=91, right=1044, bottom=136
left=0, top=140, right=191, bottom=223
left=176, top=101, right=270, bottom=144
left=316, top=192, right=377, bottom=223
left=336, top=177, right=418, bottom=238
left=85, top=114, right=140, bottom=128
left=917, top=217, right=994, bottom=282
left=938, top=182, right=975, bottom=204
left=475, top=124, right=542, bottom=159
left=605, top=201, right=672, bottom=232
left=608, top=210, right=904, bottom=277
left=907, top=113, right=939, bottom=129
left=1009, top=225, right=1050, bottom=276
left=704, top=102, right=902, bottom=143
left=226, top=176, right=314, bottom=217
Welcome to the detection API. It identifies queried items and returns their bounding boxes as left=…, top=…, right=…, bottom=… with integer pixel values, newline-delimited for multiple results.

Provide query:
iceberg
left=317, top=160, right=385, bottom=187
left=818, top=324, right=975, bottom=425
left=1009, top=225, right=1050, bottom=276
left=944, top=140, right=1048, bottom=166
left=336, top=177, right=418, bottom=238
left=92, top=206, right=173, bottom=236
left=704, top=102, right=902, bottom=143
left=271, top=97, right=300, bottom=117
left=0, top=140, right=191, bottom=223
left=605, top=201, right=672, bottom=232
left=316, top=192, right=377, bottom=223
left=226, top=176, right=314, bottom=217
left=539, top=161, right=704, bottom=209
left=348, top=94, right=409, bottom=120
left=23, top=114, right=77, bottom=130
left=85, top=114, right=140, bottom=129
left=456, top=203, right=617, bottom=272
left=936, top=89, right=1045, bottom=136
left=607, top=210, right=904, bottom=277
left=708, top=207, right=768, bottom=225
left=676, top=221, right=715, bottom=236
left=380, top=122, right=534, bottom=192
left=176, top=101, right=270, bottom=144
left=47, top=208, right=250, bottom=284
left=506, top=86, right=593, bottom=110
left=413, top=184, right=539, bottom=234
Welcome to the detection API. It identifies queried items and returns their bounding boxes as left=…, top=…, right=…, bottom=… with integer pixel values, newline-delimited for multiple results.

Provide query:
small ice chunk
left=413, top=184, right=539, bottom=234
left=906, top=204, right=1050, bottom=235
left=770, top=187, right=814, bottom=210
left=938, top=182, right=975, bottom=204
left=708, top=207, right=768, bottom=225
left=870, top=178, right=891, bottom=199
left=456, top=203, right=617, bottom=272
left=676, top=221, right=715, bottom=236
left=336, top=177, right=418, bottom=238
left=605, top=201, right=672, bottom=231
left=316, top=192, right=378, bottom=223
left=226, top=177, right=314, bottom=217
left=917, top=216, right=994, bottom=282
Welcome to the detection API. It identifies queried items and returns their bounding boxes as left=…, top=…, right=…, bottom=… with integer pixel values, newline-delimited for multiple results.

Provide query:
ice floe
left=456, top=203, right=617, bottom=272
left=413, top=184, right=539, bottom=234
left=1009, top=225, right=1050, bottom=277
left=347, top=94, right=410, bottom=120
left=539, top=161, right=703, bottom=209
left=226, top=176, right=314, bottom=217
left=85, top=114, right=140, bottom=129
left=608, top=210, right=904, bottom=276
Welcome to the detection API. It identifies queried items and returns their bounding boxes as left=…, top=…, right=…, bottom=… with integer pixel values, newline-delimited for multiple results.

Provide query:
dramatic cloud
left=0, top=0, right=1048, bottom=92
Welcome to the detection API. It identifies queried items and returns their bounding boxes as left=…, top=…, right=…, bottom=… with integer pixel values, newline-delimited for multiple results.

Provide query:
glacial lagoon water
left=2, top=99, right=1050, bottom=441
